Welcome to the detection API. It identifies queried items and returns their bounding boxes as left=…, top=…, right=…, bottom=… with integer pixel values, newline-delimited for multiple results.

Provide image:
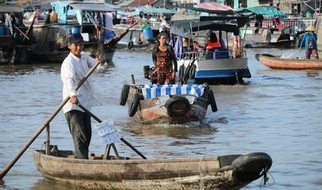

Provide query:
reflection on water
left=1, top=49, right=322, bottom=189
left=126, top=123, right=218, bottom=139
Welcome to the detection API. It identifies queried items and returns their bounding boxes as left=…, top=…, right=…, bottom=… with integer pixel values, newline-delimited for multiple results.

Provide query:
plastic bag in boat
left=280, top=53, right=297, bottom=59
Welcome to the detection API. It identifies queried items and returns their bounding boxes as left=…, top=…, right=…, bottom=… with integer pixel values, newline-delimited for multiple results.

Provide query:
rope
left=198, top=156, right=206, bottom=190
left=260, top=171, right=275, bottom=189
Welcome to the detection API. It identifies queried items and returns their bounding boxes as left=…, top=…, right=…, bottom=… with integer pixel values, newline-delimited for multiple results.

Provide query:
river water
left=0, top=48, right=322, bottom=190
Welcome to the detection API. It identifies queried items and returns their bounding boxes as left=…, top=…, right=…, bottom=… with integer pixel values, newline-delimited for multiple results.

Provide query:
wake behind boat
left=256, top=53, right=322, bottom=70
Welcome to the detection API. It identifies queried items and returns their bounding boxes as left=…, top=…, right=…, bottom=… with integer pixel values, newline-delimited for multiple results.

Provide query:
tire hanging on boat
left=128, top=41, right=134, bottom=49
left=231, top=152, right=272, bottom=182
left=178, top=64, right=185, bottom=84
left=184, top=59, right=196, bottom=82
left=165, top=96, right=191, bottom=117
left=128, top=93, right=140, bottom=117
left=207, top=89, right=218, bottom=112
left=120, top=84, right=130, bottom=106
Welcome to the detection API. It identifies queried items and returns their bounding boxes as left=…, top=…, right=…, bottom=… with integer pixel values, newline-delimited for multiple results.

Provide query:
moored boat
left=27, top=1, right=132, bottom=63
left=0, top=4, right=32, bottom=64
left=256, top=53, right=322, bottom=70
left=120, top=82, right=217, bottom=124
left=33, top=148, right=272, bottom=190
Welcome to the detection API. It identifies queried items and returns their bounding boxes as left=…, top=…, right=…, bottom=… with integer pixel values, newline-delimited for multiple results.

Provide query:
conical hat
left=305, top=25, right=315, bottom=31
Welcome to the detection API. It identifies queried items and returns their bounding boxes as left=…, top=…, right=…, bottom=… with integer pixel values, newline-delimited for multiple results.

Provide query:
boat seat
left=103, top=143, right=120, bottom=160
left=142, top=84, right=205, bottom=99
left=214, top=48, right=230, bottom=59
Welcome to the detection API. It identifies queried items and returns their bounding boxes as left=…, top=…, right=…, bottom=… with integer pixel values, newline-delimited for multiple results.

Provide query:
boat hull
left=257, top=54, right=322, bottom=70
left=33, top=150, right=272, bottom=190
left=177, top=52, right=251, bottom=85
left=122, top=84, right=217, bottom=124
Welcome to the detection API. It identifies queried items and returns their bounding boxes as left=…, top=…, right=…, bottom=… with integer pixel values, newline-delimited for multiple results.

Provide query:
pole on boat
left=77, top=103, right=147, bottom=159
left=0, top=61, right=102, bottom=180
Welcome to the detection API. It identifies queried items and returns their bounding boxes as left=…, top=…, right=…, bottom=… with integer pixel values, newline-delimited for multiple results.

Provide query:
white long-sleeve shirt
left=61, top=52, right=102, bottom=113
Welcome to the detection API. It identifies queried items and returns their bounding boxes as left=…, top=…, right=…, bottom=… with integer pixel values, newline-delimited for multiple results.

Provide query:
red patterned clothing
left=155, top=48, right=175, bottom=84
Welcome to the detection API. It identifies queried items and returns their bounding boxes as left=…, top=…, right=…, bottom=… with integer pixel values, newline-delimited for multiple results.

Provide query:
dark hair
left=210, top=32, right=218, bottom=42
left=157, top=32, right=167, bottom=40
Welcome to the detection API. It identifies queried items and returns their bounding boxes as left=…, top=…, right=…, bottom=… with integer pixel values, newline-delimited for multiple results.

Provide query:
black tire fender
left=178, top=64, right=185, bottom=84
left=128, top=41, right=134, bottom=49
left=208, top=89, right=218, bottom=112
left=165, top=96, right=190, bottom=117
left=120, top=84, right=130, bottom=106
left=232, top=152, right=273, bottom=181
left=128, top=93, right=140, bottom=117
left=188, top=63, right=196, bottom=79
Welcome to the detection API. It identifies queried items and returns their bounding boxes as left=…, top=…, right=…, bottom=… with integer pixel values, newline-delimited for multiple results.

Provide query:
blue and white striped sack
left=142, top=84, right=205, bottom=99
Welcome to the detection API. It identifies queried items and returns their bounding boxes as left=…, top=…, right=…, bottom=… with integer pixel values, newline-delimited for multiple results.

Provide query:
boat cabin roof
left=170, top=16, right=248, bottom=37
left=0, top=4, right=24, bottom=13
left=51, top=1, right=116, bottom=12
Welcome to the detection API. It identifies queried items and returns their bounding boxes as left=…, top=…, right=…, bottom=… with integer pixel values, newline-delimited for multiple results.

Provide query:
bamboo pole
left=0, top=61, right=102, bottom=179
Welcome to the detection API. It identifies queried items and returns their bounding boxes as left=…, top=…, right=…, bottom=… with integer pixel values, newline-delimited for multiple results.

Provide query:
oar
left=77, top=103, right=147, bottom=159
left=0, top=61, right=102, bottom=179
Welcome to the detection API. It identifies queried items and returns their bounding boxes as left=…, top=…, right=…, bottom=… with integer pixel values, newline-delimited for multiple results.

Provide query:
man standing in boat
left=299, top=25, right=319, bottom=59
left=61, top=33, right=105, bottom=159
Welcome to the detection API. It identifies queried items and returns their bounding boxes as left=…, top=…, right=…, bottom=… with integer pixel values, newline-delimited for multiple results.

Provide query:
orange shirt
left=206, top=40, right=221, bottom=49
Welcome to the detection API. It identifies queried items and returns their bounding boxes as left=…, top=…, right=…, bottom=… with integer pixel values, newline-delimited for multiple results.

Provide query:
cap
left=128, top=14, right=133, bottom=17
left=69, top=33, right=84, bottom=44
left=305, top=25, right=315, bottom=31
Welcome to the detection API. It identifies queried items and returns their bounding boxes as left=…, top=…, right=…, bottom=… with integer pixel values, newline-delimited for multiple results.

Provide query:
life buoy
left=208, top=89, right=218, bottom=112
left=165, top=96, right=191, bottom=117
left=231, top=152, right=272, bottom=182
left=120, top=84, right=130, bottom=106
left=128, top=41, right=134, bottom=49
left=128, top=93, right=140, bottom=117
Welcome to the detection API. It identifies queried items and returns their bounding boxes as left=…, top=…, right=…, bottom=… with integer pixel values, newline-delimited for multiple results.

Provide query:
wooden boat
left=33, top=148, right=272, bottom=190
left=26, top=1, right=132, bottom=63
left=256, top=53, right=322, bottom=70
left=241, top=27, right=296, bottom=49
left=0, top=4, right=32, bottom=64
left=119, top=82, right=218, bottom=124
left=170, top=12, right=251, bottom=85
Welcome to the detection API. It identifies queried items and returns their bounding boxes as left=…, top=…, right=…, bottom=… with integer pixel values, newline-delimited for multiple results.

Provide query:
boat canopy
left=170, top=16, right=248, bottom=37
left=0, top=4, right=24, bottom=13
left=132, top=7, right=177, bottom=15
left=171, top=4, right=237, bottom=15
left=69, top=2, right=116, bottom=12
left=236, top=6, right=286, bottom=17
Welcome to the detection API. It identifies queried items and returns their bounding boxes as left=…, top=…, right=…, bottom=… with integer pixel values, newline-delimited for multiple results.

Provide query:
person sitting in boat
left=127, top=14, right=136, bottom=25
left=138, top=12, right=151, bottom=43
left=299, top=25, right=319, bottom=59
left=152, top=33, right=178, bottom=85
left=205, top=32, right=222, bottom=53
left=61, top=33, right=105, bottom=159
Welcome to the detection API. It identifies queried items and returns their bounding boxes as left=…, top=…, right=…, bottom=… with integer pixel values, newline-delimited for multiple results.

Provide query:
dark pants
left=65, top=110, right=91, bottom=159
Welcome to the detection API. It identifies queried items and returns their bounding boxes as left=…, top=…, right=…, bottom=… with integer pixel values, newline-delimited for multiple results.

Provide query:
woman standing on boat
left=61, top=33, right=105, bottom=159
left=299, top=25, right=319, bottom=59
left=152, top=33, right=178, bottom=85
